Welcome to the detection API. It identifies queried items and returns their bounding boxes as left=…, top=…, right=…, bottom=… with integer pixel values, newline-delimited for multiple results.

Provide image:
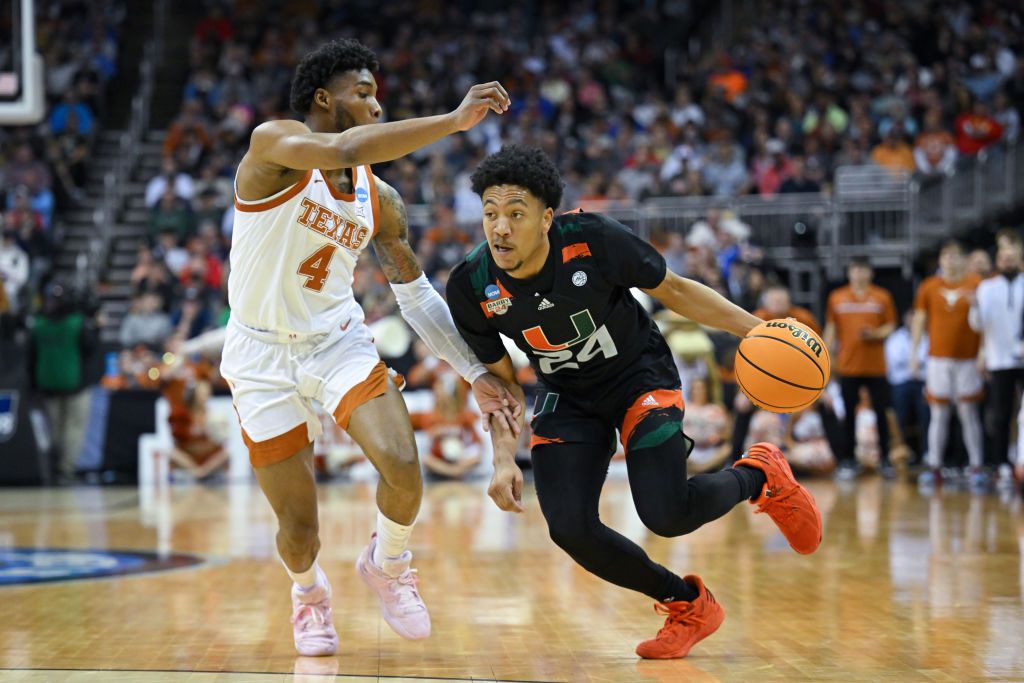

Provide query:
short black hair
left=290, top=39, right=379, bottom=115
left=470, top=145, right=564, bottom=210
left=848, top=256, right=872, bottom=269
left=997, top=228, right=1022, bottom=248
left=941, top=239, right=964, bottom=254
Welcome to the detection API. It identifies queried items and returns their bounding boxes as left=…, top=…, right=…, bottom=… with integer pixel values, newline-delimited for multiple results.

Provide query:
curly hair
left=289, top=38, right=379, bottom=114
left=470, top=145, right=564, bottom=210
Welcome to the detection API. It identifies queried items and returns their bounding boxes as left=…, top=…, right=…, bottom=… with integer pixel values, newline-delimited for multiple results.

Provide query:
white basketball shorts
left=924, top=356, right=984, bottom=404
left=221, top=315, right=388, bottom=467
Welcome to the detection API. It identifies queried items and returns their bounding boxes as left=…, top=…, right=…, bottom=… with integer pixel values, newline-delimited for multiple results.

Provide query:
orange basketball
left=734, top=319, right=831, bottom=413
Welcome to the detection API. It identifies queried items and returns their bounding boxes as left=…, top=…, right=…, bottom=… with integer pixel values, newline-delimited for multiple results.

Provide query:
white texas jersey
left=228, top=166, right=380, bottom=335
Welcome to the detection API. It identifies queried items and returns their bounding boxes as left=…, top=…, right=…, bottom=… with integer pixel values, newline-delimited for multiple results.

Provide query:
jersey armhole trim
left=234, top=170, right=313, bottom=212
left=320, top=166, right=357, bottom=202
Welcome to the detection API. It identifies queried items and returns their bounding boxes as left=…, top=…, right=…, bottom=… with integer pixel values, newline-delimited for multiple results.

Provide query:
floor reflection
left=0, top=476, right=1021, bottom=682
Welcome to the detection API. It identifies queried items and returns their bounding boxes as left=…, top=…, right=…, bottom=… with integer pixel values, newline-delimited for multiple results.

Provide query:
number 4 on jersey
left=298, top=244, right=337, bottom=292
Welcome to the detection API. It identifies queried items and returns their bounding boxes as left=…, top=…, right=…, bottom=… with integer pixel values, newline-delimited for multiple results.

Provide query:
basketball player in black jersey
left=446, top=145, right=823, bottom=659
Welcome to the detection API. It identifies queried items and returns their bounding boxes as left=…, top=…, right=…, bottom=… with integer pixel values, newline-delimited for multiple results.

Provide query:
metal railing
left=94, top=0, right=166, bottom=287
left=411, top=137, right=1024, bottom=317
left=912, top=139, right=1024, bottom=244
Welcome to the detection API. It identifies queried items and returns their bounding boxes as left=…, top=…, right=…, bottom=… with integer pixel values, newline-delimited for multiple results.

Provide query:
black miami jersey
left=446, top=210, right=675, bottom=399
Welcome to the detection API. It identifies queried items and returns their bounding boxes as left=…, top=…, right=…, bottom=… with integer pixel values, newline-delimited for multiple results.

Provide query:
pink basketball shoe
left=290, top=567, right=339, bottom=656
left=355, top=533, right=431, bottom=640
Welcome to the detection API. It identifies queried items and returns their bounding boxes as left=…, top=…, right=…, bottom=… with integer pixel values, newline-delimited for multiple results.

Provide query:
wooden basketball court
left=1, top=475, right=1022, bottom=682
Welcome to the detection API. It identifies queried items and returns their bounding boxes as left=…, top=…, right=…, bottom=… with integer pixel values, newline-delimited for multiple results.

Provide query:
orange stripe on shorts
left=244, top=423, right=312, bottom=468
left=620, top=389, right=685, bottom=451
left=530, top=434, right=566, bottom=449
left=332, top=361, right=389, bottom=429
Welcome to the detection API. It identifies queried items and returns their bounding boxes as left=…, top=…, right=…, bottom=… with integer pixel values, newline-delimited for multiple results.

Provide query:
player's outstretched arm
left=372, top=179, right=521, bottom=429
left=249, top=82, right=510, bottom=171
left=480, top=355, right=527, bottom=513
left=643, top=270, right=762, bottom=338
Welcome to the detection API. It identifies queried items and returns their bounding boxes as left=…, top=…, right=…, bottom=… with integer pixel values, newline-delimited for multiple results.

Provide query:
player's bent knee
left=372, top=442, right=421, bottom=484
left=639, top=514, right=699, bottom=538
left=278, top=517, right=319, bottom=549
left=546, top=517, right=595, bottom=553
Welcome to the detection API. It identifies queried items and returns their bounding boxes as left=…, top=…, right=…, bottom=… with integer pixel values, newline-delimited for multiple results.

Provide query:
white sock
left=956, top=401, right=984, bottom=468
left=928, top=403, right=951, bottom=470
left=284, top=557, right=320, bottom=590
left=374, top=511, right=414, bottom=570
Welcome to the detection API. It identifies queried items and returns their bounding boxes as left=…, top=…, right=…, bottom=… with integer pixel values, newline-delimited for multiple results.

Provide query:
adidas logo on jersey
left=537, top=298, right=555, bottom=310
left=641, top=394, right=658, bottom=407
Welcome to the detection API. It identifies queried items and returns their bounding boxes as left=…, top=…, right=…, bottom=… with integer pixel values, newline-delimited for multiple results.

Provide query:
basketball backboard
left=0, top=0, right=45, bottom=125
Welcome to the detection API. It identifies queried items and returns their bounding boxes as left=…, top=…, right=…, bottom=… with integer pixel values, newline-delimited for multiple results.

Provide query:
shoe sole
left=295, top=640, right=339, bottom=657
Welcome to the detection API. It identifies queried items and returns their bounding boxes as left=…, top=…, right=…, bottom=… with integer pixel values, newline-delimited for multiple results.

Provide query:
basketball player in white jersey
left=221, top=38, right=517, bottom=656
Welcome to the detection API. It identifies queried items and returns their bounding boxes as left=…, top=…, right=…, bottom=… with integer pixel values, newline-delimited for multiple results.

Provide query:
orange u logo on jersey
left=521, top=309, right=619, bottom=375
left=297, top=197, right=369, bottom=250
left=523, top=309, right=598, bottom=351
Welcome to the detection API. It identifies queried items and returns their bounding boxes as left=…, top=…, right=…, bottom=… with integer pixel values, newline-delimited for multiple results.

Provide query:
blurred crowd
left=130, top=0, right=1024, bottom=357
left=104, top=0, right=1024, bottom=487
left=4, top=0, right=1024, bottom=490
left=0, top=1, right=125, bottom=483
left=0, top=0, right=125, bottom=314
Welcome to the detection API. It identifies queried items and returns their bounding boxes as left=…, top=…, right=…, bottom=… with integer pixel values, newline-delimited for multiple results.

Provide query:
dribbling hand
left=450, top=82, right=511, bottom=132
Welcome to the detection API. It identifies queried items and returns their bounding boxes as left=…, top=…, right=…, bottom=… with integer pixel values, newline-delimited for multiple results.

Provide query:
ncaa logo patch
left=572, top=271, right=588, bottom=286
left=356, top=187, right=369, bottom=203
left=0, top=391, right=18, bottom=443
left=484, top=284, right=501, bottom=299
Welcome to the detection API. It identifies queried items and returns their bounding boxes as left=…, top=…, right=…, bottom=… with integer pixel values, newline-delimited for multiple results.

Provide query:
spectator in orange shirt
left=870, top=125, right=916, bottom=175
left=408, top=361, right=483, bottom=480
left=735, top=284, right=843, bottom=468
left=824, top=257, right=898, bottom=478
left=163, top=362, right=229, bottom=481
left=753, top=283, right=820, bottom=334
left=914, top=108, right=957, bottom=176
left=707, top=53, right=747, bottom=104
left=163, top=100, right=212, bottom=164
left=911, top=240, right=984, bottom=488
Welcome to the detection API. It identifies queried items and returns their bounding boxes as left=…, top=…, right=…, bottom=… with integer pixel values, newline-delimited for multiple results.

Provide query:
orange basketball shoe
left=735, top=442, right=822, bottom=554
left=635, top=575, right=724, bottom=659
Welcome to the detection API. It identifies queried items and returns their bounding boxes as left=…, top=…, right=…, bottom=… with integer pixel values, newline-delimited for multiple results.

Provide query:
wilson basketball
left=734, top=319, right=830, bottom=413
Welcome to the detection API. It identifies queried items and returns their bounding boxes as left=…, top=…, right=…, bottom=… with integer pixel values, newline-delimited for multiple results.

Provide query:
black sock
left=730, top=465, right=767, bottom=501
left=662, top=573, right=700, bottom=603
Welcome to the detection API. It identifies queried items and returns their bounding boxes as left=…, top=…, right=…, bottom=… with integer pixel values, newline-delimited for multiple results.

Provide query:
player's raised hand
left=450, top=82, right=510, bottom=132
left=488, top=462, right=525, bottom=513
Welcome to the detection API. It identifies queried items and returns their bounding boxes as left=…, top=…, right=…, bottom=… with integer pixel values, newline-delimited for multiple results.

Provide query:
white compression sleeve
left=391, top=273, right=488, bottom=384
